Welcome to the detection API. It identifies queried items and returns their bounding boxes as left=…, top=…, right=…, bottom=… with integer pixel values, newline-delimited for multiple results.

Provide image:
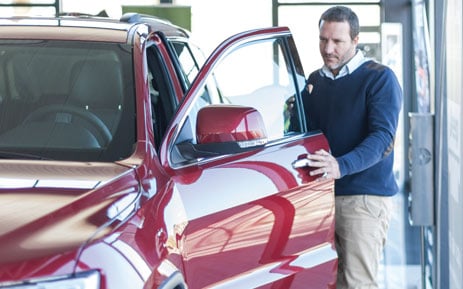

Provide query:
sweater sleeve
left=336, top=67, right=402, bottom=177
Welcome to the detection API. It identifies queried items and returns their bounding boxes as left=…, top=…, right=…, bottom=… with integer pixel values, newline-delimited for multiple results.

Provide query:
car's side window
left=171, top=37, right=305, bottom=165
left=171, top=41, right=200, bottom=88
left=146, top=46, right=177, bottom=149
left=201, top=38, right=302, bottom=141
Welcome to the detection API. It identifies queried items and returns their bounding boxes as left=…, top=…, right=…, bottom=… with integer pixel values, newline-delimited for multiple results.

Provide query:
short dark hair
left=319, top=6, right=360, bottom=40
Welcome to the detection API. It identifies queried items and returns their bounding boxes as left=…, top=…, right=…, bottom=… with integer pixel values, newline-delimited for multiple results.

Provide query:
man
left=302, top=6, right=402, bottom=289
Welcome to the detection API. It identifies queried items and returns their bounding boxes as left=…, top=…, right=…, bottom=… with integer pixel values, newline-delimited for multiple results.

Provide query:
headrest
left=69, top=59, right=123, bottom=109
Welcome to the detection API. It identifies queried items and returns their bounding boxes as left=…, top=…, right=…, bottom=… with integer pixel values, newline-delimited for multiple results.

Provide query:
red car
left=0, top=13, right=336, bottom=289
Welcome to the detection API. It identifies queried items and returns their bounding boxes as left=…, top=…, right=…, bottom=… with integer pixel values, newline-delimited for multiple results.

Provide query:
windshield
left=0, top=40, right=136, bottom=161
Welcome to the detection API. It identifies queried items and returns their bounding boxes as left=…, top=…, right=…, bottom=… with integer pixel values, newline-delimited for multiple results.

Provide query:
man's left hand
left=306, top=149, right=341, bottom=181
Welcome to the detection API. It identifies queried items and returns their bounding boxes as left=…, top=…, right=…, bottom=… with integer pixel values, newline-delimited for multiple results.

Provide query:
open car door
left=159, top=26, right=337, bottom=289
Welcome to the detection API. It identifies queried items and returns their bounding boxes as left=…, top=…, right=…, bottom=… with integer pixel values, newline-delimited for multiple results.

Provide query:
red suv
left=0, top=13, right=336, bottom=289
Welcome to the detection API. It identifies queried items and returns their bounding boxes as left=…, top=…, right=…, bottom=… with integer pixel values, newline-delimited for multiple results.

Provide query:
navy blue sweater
left=303, top=60, right=402, bottom=196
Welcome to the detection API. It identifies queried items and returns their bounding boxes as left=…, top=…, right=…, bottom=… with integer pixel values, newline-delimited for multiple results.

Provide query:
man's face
left=319, top=20, right=358, bottom=75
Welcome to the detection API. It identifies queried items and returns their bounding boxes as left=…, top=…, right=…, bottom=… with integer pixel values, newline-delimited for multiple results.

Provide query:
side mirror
left=177, top=105, right=268, bottom=159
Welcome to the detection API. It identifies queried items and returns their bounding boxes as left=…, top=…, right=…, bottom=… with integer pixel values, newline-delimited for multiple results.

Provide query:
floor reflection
left=379, top=191, right=423, bottom=289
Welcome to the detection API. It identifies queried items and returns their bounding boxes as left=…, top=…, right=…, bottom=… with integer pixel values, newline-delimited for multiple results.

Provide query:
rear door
left=160, top=27, right=337, bottom=289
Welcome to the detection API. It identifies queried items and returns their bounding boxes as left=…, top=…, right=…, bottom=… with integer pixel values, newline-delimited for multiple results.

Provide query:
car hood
left=0, top=160, right=139, bottom=265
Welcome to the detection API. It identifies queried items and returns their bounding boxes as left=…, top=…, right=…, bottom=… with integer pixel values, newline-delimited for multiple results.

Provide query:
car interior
left=0, top=40, right=136, bottom=161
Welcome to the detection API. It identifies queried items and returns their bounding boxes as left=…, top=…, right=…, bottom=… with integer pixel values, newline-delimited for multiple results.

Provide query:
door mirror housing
left=177, top=105, right=268, bottom=159
left=197, top=104, right=267, bottom=146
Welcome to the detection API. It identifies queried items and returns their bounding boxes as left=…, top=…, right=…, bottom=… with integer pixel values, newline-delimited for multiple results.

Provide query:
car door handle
left=292, top=158, right=310, bottom=169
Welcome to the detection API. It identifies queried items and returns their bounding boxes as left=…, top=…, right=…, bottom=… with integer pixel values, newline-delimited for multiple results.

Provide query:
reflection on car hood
left=0, top=160, right=138, bottom=265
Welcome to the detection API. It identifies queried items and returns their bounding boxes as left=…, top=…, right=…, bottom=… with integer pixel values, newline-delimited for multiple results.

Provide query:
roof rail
left=119, top=12, right=189, bottom=38
left=120, top=12, right=141, bottom=23
left=120, top=12, right=173, bottom=24
left=60, top=10, right=109, bottom=18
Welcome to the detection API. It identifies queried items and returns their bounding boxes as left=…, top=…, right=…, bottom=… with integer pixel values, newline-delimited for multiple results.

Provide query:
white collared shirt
left=320, top=50, right=367, bottom=80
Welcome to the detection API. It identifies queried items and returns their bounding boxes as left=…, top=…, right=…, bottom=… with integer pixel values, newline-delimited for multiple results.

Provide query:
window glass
left=171, top=41, right=200, bottom=87
left=0, top=40, right=135, bottom=161
left=188, top=42, right=207, bottom=68
left=189, top=38, right=300, bottom=142
left=278, top=4, right=381, bottom=71
left=146, top=46, right=176, bottom=149
left=0, top=0, right=56, bottom=16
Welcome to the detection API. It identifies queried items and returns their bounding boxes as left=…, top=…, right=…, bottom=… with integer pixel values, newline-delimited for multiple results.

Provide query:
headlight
left=0, top=270, right=100, bottom=289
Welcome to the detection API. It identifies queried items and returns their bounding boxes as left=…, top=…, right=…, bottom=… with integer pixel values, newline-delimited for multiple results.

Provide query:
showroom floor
left=378, top=192, right=425, bottom=289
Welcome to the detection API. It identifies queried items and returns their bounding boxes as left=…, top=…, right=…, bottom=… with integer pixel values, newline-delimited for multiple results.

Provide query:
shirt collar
left=320, top=50, right=366, bottom=80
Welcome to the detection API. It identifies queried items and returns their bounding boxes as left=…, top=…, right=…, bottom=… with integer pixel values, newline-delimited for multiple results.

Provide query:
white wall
left=61, top=0, right=273, bottom=58
left=189, top=0, right=272, bottom=55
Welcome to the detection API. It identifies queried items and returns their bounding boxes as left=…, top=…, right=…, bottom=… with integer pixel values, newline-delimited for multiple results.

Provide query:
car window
left=0, top=40, right=136, bottom=161
left=186, top=38, right=302, bottom=143
left=146, top=45, right=182, bottom=149
left=170, top=41, right=222, bottom=105
left=171, top=41, right=201, bottom=87
left=216, top=39, right=301, bottom=139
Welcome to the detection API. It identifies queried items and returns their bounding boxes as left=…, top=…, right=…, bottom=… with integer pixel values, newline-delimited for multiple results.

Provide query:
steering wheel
left=23, top=104, right=112, bottom=146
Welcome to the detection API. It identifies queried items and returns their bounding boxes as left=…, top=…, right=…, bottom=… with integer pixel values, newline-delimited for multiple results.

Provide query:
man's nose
left=323, top=40, right=335, bottom=54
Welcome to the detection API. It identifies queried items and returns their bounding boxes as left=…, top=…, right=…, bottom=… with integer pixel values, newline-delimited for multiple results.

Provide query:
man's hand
left=306, top=149, right=341, bottom=181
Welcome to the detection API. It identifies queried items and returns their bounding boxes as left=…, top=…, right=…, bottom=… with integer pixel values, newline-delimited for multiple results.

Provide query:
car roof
left=0, top=13, right=190, bottom=43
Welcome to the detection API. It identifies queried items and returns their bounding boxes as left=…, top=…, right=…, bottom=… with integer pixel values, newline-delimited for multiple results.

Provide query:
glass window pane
left=0, top=7, right=55, bottom=16
left=0, top=0, right=56, bottom=16
left=0, top=40, right=135, bottom=161
left=172, top=41, right=199, bottom=87
left=202, top=39, right=299, bottom=140
left=279, top=4, right=380, bottom=72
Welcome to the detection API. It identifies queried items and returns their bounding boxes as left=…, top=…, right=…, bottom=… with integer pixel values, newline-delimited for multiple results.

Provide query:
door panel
left=161, top=27, right=336, bottom=289
left=174, top=135, right=335, bottom=288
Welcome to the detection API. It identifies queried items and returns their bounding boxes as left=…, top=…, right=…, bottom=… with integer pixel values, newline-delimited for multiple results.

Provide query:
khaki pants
left=335, top=195, right=393, bottom=289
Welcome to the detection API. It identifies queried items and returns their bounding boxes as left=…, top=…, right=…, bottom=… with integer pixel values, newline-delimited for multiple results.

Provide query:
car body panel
left=173, top=135, right=336, bottom=288
left=0, top=15, right=336, bottom=289
left=0, top=161, right=137, bottom=266
left=156, top=26, right=336, bottom=288
left=0, top=19, right=130, bottom=42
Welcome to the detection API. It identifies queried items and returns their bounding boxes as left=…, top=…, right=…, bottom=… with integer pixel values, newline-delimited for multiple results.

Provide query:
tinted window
left=0, top=40, right=136, bottom=161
